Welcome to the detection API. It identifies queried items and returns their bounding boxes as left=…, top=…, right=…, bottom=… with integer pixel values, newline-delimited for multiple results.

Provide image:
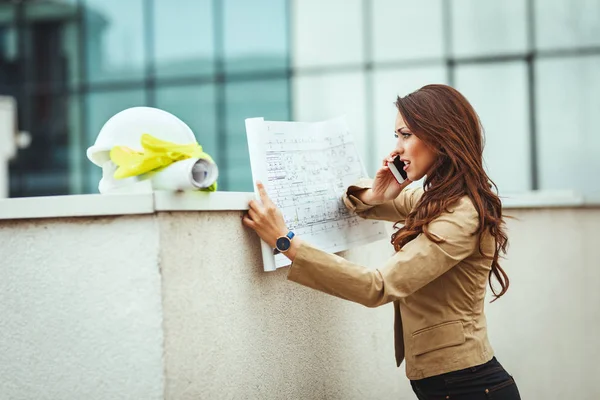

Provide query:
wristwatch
left=273, top=231, right=295, bottom=255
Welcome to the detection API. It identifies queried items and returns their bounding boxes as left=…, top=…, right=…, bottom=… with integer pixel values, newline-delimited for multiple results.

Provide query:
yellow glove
left=110, top=133, right=217, bottom=191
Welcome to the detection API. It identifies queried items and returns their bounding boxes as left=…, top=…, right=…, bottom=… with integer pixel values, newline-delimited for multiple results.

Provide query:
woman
left=242, top=84, right=521, bottom=399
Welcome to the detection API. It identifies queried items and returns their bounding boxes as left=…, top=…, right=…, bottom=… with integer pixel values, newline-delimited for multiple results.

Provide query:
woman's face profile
left=393, top=112, right=437, bottom=181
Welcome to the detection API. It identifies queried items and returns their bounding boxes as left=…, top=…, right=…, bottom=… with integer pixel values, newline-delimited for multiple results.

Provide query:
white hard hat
left=86, top=106, right=196, bottom=166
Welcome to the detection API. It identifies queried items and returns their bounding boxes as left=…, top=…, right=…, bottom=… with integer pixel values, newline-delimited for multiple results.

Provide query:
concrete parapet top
left=0, top=191, right=255, bottom=220
left=0, top=190, right=598, bottom=220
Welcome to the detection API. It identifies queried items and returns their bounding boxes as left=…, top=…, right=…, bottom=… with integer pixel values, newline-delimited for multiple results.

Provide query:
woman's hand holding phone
left=365, top=153, right=412, bottom=204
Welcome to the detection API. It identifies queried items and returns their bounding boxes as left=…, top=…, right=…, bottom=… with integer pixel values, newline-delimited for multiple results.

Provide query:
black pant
left=410, top=357, right=521, bottom=399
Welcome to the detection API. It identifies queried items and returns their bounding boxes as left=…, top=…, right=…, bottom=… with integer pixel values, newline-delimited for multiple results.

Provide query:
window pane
left=85, top=89, right=146, bottom=193
left=24, top=1, right=81, bottom=88
left=67, top=94, right=84, bottom=194
left=536, top=56, right=600, bottom=195
left=534, top=0, right=600, bottom=50
left=84, top=0, right=145, bottom=84
left=292, top=0, right=364, bottom=68
left=0, top=4, right=18, bottom=87
left=9, top=92, right=77, bottom=197
left=292, top=72, right=368, bottom=173
left=154, top=0, right=214, bottom=79
left=372, top=66, right=447, bottom=175
left=224, top=0, right=287, bottom=73
left=225, top=79, right=289, bottom=191
left=372, top=0, right=445, bottom=63
left=455, top=62, right=531, bottom=194
left=9, top=169, right=70, bottom=197
left=451, top=0, right=528, bottom=57
left=154, top=84, right=217, bottom=162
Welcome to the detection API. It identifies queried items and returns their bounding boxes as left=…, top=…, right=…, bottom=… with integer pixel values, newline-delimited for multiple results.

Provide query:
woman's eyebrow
left=396, top=127, right=408, bottom=133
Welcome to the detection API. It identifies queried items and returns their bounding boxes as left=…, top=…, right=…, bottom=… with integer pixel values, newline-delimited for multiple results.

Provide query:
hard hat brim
left=86, top=145, right=112, bottom=166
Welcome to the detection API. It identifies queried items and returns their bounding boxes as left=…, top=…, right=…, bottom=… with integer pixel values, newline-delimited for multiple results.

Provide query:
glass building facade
left=1, top=0, right=599, bottom=197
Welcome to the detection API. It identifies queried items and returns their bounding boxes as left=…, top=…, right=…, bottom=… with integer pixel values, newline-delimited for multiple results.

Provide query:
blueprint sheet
left=245, top=116, right=387, bottom=272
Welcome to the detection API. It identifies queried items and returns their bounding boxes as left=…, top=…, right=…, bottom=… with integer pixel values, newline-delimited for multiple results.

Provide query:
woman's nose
left=395, top=141, right=404, bottom=154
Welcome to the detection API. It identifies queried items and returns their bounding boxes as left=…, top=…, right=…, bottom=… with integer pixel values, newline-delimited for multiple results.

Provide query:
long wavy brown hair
left=392, top=84, right=509, bottom=301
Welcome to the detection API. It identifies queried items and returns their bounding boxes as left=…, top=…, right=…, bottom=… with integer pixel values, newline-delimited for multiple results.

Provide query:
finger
left=387, top=151, right=400, bottom=162
left=382, top=156, right=395, bottom=166
left=256, top=181, right=274, bottom=206
left=375, top=165, right=390, bottom=177
left=242, top=214, right=256, bottom=228
left=248, top=199, right=263, bottom=212
left=248, top=208, right=260, bottom=221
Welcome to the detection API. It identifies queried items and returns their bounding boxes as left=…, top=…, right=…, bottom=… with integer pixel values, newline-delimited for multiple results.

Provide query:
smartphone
left=387, top=155, right=408, bottom=184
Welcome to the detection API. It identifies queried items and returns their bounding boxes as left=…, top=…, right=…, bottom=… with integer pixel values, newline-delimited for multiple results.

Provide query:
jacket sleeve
left=287, top=197, right=479, bottom=307
left=342, top=178, right=424, bottom=224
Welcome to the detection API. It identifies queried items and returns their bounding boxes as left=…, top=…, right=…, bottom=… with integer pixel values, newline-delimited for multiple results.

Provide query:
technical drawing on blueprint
left=245, top=116, right=387, bottom=271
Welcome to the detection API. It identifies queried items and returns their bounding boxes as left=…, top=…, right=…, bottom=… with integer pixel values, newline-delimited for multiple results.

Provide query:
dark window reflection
left=9, top=92, right=72, bottom=197
left=24, top=1, right=79, bottom=88
left=5, top=1, right=80, bottom=197
left=0, top=4, right=18, bottom=87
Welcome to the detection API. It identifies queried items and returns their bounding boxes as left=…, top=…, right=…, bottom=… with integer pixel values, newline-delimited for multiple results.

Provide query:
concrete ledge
left=0, top=193, right=155, bottom=220
left=0, top=191, right=255, bottom=220
left=153, top=190, right=255, bottom=211
left=1, top=190, right=599, bottom=220
left=500, top=190, right=586, bottom=208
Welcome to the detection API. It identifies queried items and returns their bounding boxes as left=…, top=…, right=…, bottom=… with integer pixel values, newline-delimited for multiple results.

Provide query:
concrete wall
left=0, top=215, right=164, bottom=400
left=485, top=207, right=600, bottom=400
left=158, top=211, right=403, bottom=399
left=1, top=206, right=599, bottom=399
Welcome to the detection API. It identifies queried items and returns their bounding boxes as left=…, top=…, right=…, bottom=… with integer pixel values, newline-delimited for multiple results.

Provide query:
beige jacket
left=287, top=180, right=496, bottom=380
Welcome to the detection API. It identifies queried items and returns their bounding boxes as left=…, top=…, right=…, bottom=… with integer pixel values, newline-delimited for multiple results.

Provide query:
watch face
left=276, top=236, right=291, bottom=251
